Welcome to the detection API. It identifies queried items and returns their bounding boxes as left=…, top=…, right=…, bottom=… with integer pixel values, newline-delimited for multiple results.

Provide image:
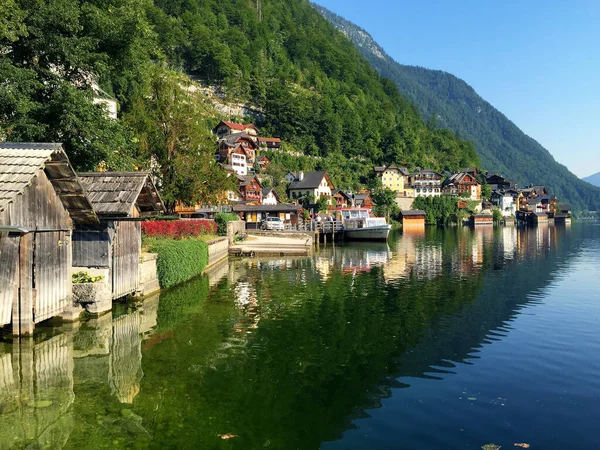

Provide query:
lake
left=1, top=223, right=599, bottom=449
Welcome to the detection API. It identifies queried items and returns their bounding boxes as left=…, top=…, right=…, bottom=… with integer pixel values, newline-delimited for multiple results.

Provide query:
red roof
left=216, top=121, right=258, bottom=132
left=259, top=137, right=281, bottom=143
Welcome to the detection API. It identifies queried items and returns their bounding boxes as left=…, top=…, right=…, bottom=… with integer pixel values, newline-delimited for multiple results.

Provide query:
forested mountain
left=314, top=3, right=600, bottom=212
left=1, top=0, right=478, bottom=195
left=583, top=172, right=600, bottom=188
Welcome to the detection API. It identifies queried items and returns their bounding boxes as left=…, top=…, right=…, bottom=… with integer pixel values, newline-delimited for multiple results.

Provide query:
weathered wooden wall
left=0, top=169, right=73, bottom=331
left=72, top=223, right=112, bottom=268
left=112, top=219, right=141, bottom=299
left=0, top=232, right=19, bottom=326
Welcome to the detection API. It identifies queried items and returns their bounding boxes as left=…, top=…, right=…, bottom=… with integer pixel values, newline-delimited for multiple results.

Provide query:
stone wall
left=395, top=197, right=415, bottom=211
left=227, top=220, right=247, bottom=244
left=137, top=253, right=160, bottom=297
left=206, top=237, right=229, bottom=267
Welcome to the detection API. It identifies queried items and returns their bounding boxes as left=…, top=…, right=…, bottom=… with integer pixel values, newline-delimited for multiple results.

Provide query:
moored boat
left=334, top=208, right=392, bottom=241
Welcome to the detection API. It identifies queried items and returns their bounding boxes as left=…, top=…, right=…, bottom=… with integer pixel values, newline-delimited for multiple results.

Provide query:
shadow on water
left=0, top=223, right=592, bottom=449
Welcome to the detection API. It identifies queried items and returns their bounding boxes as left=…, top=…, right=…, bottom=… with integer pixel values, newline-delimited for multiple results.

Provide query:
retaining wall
left=227, top=220, right=247, bottom=244
left=206, top=237, right=229, bottom=267
left=137, top=253, right=160, bottom=297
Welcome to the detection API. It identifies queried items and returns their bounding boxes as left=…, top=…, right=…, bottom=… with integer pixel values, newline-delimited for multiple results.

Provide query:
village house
left=287, top=171, right=334, bottom=202
left=442, top=172, right=481, bottom=200
left=491, top=189, right=518, bottom=217
left=354, top=192, right=373, bottom=208
left=374, top=164, right=410, bottom=196
left=262, top=188, right=280, bottom=205
left=73, top=172, right=165, bottom=308
left=233, top=204, right=302, bottom=229
left=257, top=154, right=271, bottom=171
left=332, top=189, right=353, bottom=207
left=258, top=137, right=282, bottom=150
left=238, top=174, right=263, bottom=203
left=486, top=173, right=516, bottom=192
left=0, top=143, right=98, bottom=335
left=216, top=132, right=259, bottom=169
left=411, top=169, right=442, bottom=197
left=213, top=121, right=259, bottom=139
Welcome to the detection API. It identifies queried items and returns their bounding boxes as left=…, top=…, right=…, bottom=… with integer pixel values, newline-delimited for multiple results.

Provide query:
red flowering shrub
left=142, top=220, right=216, bottom=239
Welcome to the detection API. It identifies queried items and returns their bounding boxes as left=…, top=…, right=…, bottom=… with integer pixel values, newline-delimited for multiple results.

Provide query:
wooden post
left=13, top=233, right=34, bottom=336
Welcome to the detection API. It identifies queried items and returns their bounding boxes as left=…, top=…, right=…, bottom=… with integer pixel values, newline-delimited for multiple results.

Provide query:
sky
left=314, top=0, right=600, bottom=178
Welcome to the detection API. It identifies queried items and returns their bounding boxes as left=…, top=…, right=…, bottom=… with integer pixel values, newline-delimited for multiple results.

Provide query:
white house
left=287, top=171, right=334, bottom=201
left=230, top=152, right=248, bottom=176
left=261, top=188, right=280, bottom=205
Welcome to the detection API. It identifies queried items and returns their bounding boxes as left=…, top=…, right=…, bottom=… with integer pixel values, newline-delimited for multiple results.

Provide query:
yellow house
left=374, top=164, right=409, bottom=194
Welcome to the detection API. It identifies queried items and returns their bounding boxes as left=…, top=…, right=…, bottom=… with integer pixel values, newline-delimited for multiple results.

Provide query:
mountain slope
left=583, top=172, right=600, bottom=187
left=314, top=3, right=600, bottom=212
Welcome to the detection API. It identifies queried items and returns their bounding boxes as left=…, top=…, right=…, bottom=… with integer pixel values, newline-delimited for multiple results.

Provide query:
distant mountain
left=583, top=172, right=600, bottom=187
left=314, top=3, right=600, bottom=213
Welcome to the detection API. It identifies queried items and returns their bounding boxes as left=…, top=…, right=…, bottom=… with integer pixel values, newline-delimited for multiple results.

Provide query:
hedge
left=142, top=219, right=216, bottom=239
left=145, top=238, right=209, bottom=289
left=215, top=212, right=239, bottom=236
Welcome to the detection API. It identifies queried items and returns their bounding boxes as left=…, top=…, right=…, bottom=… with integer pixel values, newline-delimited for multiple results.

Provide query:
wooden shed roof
left=77, top=172, right=165, bottom=217
left=0, top=143, right=98, bottom=224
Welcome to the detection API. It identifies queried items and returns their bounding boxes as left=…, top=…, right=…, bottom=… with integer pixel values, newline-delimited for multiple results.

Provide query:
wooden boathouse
left=73, top=172, right=164, bottom=301
left=0, top=143, right=97, bottom=335
left=471, top=214, right=494, bottom=226
left=400, top=210, right=426, bottom=228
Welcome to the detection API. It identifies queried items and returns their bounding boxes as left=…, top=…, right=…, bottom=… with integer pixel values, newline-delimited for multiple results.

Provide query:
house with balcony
left=258, top=137, right=282, bottom=150
left=238, top=175, right=263, bottom=203
left=491, top=189, right=518, bottom=217
left=442, top=172, right=481, bottom=200
left=411, top=169, right=442, bottom=198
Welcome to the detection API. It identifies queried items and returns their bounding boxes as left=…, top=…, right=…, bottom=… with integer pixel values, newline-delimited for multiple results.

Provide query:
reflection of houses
left=411, top=169, right=442, bottom=197
left=111, top=311, right=143, bottom=404
left=287, top=171, right=334, bottom=201
left=442, top=172, right=481, bottom=200
left=233, top=204, right=302, bottom=229
left=0, top=143, right=98, bottom=335
left=74, top=172, right=165, bottom=303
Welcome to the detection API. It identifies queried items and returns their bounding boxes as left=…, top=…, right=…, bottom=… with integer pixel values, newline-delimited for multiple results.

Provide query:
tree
left=316, top=195, right=329, bottom=213
left=492, top=209, right=503, bottom=223
left=481, top=183, right=492, bottom=200
left=124, top=67, right=234, bottom=212
left=372, top=188, right=399, bottom=220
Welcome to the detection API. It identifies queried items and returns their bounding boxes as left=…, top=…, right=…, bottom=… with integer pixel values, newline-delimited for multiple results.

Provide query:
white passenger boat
left=335, top=208, right=392, bottom=241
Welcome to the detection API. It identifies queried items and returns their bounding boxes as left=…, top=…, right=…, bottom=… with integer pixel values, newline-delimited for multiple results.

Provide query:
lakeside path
left=229, top=233, right=313, bottom=256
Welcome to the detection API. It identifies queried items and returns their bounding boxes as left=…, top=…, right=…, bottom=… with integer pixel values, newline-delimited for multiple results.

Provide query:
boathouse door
left=111, top=221, right=140, bottom=299
left=33, top=231, right=72, bottom=323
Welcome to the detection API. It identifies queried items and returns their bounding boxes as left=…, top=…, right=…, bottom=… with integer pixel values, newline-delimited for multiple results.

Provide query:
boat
left=334, top=208, right=392, bottom=241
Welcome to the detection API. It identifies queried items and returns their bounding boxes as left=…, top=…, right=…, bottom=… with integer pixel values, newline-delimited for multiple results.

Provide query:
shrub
left=145, top=238, right=209, bottom=288
left=215, top=213, right=239, bottom=236
left=72, top=271, right=104, bottom=284
left=142, top=219, right=216, bottom=239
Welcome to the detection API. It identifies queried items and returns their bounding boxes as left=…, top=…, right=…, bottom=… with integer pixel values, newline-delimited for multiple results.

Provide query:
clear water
left=1, top=223, right=599, bottom=449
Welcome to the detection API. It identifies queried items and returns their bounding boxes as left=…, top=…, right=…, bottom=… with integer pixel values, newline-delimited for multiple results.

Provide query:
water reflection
left=0, top=223, right=593, bottom=449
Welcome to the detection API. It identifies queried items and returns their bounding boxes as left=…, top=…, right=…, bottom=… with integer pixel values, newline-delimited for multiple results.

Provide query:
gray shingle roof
left=0, top=143, right=97, bottom=224
left=78, top=172, right=165, bottom=217
left=288, top=171, right=329, bottom=190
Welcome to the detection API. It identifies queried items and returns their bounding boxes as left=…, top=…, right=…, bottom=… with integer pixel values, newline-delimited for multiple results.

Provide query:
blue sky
left=314, top=0, right=600, bottom=178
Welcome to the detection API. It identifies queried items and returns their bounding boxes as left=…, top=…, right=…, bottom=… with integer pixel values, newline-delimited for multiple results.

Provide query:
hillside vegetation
left=315, top=3, right=600, bottom=212
left=1, top=0, right=478, bottom=193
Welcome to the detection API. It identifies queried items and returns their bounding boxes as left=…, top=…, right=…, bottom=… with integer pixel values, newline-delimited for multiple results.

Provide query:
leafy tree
left=481, top=183, right=492, bottom=200
left=316, top=195, right=329, bottom=213
left=124, top=67, right=233, bottom=212
left=372, top=188, right=399, bottom=220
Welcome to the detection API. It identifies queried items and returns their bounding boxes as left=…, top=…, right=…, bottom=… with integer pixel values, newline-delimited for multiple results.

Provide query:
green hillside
left=314, top=3, right=600, bottom=212
left=0, top=0, right=478, bottom=193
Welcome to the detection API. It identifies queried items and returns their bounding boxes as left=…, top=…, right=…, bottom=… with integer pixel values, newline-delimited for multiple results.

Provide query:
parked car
left=262, top=217, right=285, bottom=231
